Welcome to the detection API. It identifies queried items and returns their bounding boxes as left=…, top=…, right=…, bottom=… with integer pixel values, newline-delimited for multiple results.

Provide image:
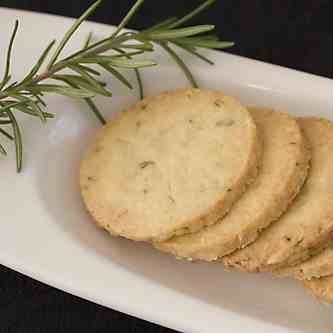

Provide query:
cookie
left=277, top=247, right=333, bottom=280
left=304, top=275, right=333, bottom=304
left=154, top=108, right=309, bottom=261
left=224, top=118, right=333, bottom=272
left=80, top=88, right=260, bottom=242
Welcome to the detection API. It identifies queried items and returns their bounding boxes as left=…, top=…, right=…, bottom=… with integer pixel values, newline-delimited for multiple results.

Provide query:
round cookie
left=304, top=275, right=333, bottom=304
left=224, top=118, right=333, bottom=272
left=80, top=88, right=260, bottom=242
left=154, top=108, right=309, bottom=261
left=277, top=247, right=333, bottom=280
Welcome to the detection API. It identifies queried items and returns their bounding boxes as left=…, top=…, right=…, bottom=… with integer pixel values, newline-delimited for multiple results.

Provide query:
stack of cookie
left=80, top=88, right=333, bottom=304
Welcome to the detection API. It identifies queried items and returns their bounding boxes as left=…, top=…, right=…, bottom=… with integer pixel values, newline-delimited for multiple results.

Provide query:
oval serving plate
left=1, top=7, right=333, bottom=333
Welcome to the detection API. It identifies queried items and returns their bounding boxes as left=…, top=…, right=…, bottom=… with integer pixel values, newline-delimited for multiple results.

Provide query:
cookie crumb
left=94, top=146, right=103, bottom=153
left=216, top=119, right=235, bottom=127
left=214, top=99, right=224, bottom=107
left=139, top=160, right=155, bottom=169
left=168, top=195, right=176, bottom=204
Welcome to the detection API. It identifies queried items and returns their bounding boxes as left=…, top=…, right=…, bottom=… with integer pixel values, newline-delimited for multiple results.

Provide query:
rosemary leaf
left=0, top=142, right=7, bottom=155
left=0, top=120, right=12, bottom=125
left=44, top=112, right=55, bottom=119
left=12, top=94, right=47, bottom=122
left=21, top=40, right=56, bottom=84
left=32, top=84, right=95, bottom=98
left=0, top=127, right=14, bottom=140
left=84, top=31, right=93, bottom=49
left=47, top=0, right=103, bottom=69
left=173, top=42, right=214, bottom=65
left=144, top=17, right=178, bottom=33
left=135, top=68, right=144, bottom=99
left=144, top=25, right=215, bottom=40
left=0, top=101, right=28, bottom=114
left=107, top=58, right=157, bottom=69
left=3, top=79, right=18, bottom=91
left=68, top=66, right=112, bottom=96
left=13, top=104, right=37, bottom=117
left=52, top=74, right=111, bottom=97
left=112, top=48, right=144, bottom=97
left=199, top=34, right=220, bottom=41
left=13, top=95, right=50, bottom=123
left=120, top=42, right=154, bottom=52
left=111, top=0, right=145, bottom=38
left=84, top=98, right=106, bottom=125
left=109, top=50, right=145, bottom=58
left=16, top=102, right=46, bottom=122
left=0, top=75, right=12, bottom=91
left=0, top=20, right=19, bottom=91
left=175, top=37, right=234, bottom=49
left=75, top=51, right=145, bottom=64
left=6, top=110, right=23, bottom=172
left=169, top=0, right=216, bottom=28
left=14, top=104, right=53, bottom=119
left=71, top=64, right=101, bottom=76
left=99, top=63, right=133, bottom=89
left=159, top=42, right=198, bottom=88
left=60, top=31, right=134, bottom=63
left=64, top=80, right=106, bottom=125
left=34, top=94, right=47, bottom=107
left=26, top=102, right=46, bottom=123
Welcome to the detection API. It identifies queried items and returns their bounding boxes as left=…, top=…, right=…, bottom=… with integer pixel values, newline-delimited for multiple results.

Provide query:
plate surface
left=1, top=8, right=333, bottom=333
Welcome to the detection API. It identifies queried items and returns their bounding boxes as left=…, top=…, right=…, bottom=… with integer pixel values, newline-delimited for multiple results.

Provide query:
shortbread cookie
left=304, top=275, right=333, bottom=304
left=278, top=247, right=333, bottom=280
left=80, top=89, right=260, bottom=242
left=155, top=108, right=309, bottom=260
left=224, top=118, right=333, bottom=272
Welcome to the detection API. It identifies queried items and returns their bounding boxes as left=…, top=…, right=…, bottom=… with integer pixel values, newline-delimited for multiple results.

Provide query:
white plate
left=1, top=7, right=333, bottom=333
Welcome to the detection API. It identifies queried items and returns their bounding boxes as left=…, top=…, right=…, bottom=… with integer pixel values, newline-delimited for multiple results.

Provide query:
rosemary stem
left=0, top=33, right=147, bottom=101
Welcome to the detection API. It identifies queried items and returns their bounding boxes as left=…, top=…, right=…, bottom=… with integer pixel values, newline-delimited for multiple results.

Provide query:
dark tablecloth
left=1, top=1, right=333, bottom=332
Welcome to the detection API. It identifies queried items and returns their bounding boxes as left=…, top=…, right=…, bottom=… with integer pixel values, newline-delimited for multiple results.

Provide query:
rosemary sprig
left=138, top=0, right=234, bottom=83
left=0, top=0, right=233, bottom=172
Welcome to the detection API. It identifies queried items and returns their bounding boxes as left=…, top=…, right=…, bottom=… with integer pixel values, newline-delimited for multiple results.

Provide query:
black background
left=1, top=1, right=333, bottom=332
